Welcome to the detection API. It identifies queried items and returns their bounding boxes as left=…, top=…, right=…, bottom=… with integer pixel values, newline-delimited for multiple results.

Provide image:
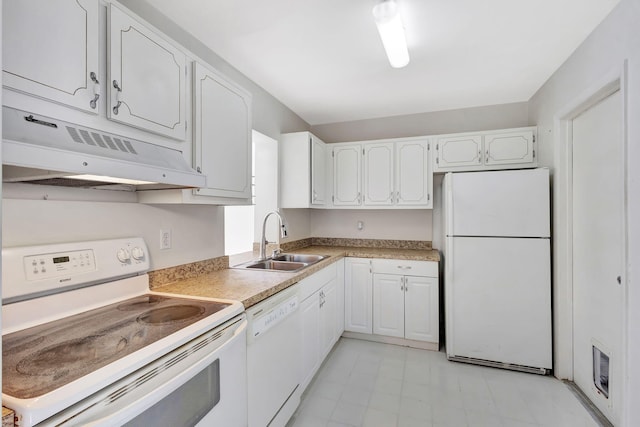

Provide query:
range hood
left=2, top=107, right=206, bottom=190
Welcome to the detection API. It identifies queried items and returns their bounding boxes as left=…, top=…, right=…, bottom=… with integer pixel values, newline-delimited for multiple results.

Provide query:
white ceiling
left=145, top=0, right=619, bottom=125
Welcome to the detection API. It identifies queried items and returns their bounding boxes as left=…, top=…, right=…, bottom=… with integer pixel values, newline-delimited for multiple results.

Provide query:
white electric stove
left=2, top=238, right=247, bottom=427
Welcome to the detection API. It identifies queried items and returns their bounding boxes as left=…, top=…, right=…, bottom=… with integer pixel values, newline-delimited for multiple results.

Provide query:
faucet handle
left=272, top=248, right=282, bottom=258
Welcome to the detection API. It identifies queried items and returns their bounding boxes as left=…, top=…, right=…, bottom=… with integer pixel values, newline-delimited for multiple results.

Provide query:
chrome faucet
left=259, top=211, right=288, bottom=260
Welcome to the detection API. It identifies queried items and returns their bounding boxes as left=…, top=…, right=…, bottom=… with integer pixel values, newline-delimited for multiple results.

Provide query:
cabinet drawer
left=299, top=262, right=337, bottom=301
left=371, top=259, right=437, bottom=277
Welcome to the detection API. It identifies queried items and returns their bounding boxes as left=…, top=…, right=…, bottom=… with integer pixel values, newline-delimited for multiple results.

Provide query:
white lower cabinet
left=346, top=258, right=439, bottom=348
left=299, top=263, right=341, bottom=392
left=344, top=258, right=373, bottom=334
left=373, top=273, right=439, bottom=342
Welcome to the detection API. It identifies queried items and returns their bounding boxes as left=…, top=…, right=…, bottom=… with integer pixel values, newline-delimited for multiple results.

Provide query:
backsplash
left=149, top=256, right=228, bottom=289
left=306, top=237, right=431, bottom=250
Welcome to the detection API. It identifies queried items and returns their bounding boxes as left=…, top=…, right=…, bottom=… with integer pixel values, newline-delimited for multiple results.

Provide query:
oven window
left=123, top=359, right=220, bottom=427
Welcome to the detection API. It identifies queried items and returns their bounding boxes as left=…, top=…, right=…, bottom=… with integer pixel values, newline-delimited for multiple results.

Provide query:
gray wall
left=311, top=102, right=529, bottom=143
left=528, top=0, right=639, bottom=423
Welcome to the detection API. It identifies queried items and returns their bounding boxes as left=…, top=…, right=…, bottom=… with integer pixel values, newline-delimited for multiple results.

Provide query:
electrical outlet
left=160, top=229, right=172, bottom=250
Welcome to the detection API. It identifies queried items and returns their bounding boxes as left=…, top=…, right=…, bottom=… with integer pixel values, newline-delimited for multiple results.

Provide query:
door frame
left=553, top=61, right=629, bottom=421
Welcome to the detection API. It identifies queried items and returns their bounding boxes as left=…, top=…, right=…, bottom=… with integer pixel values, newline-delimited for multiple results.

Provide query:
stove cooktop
left=2, top=294, right=230, bottom=399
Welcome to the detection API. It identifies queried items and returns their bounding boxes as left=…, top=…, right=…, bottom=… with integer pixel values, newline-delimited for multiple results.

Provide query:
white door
left=344, top=258, right=372, bottom=334
left=396, top=140, right=431, bottom=206
left=3, top=0, right=100, bottom=113
left=405, top=275, right=438, bottom=342
left=108, top=4, right=186, bottom=140
left=484, top=130, right=534, bottom=166
left=447, top=236, right=552, bottom=369
left=434, top=135, right=482, bottom=171
left=193, top=62, right=251, bottom=199
left=572, top=90, right=624, bottom=425
left=311, top=136, right=326, bottom=205
left=372, top=274, right=404, bottom=338
left=363, top=143, right=394, bottom=206
left=333, top=144, right=362, bottom=206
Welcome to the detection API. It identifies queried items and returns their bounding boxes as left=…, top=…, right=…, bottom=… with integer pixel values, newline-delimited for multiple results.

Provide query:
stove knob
left=131, top=246, right=145, bottom=261
left=117, top=248, right=131, bottom=263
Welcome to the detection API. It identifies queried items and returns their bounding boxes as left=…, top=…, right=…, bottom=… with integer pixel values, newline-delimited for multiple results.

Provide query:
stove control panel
left=24, top=249, right=96, bottom=281
left=2, top=237, right=150, bottom=303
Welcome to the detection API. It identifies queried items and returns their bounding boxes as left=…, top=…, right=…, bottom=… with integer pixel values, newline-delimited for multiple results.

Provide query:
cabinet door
left=108, top=4, right=186, bottom=140
left=434, top=135, right=483, bottom=171
left=396, top=140, right=431, bottom=206
left=373, top=274, right=404, bottom=338
left=193, top=63, right=251, bottom=199
left=311, top=135, right=326, bottom=205
left=344, top=258, right=372, bottom=334
left=363, top=143, right=394, bottom=206
left=300, top=293, right=321, bottom=391
left=3, top=0, right=100, bottom=113
left=484, top=130, right=535, bottom=166
left=333, top=144, right=362, bottom=206
left=405, top=276, right=439, bottom=342
left=320, top=279, right=338, bottom=358
left=335, top=259, right=346, bottom=336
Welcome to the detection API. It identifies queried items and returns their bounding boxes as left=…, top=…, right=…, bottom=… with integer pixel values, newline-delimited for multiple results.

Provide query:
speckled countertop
left=153, top=245, right=440, bottom=309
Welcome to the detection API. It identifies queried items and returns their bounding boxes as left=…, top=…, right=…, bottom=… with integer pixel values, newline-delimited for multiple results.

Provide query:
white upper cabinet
left=108, top=4, right=187, bottom=140
left=192, top=62, right=251, bottom=200
left=335, top=138, right=432, bottom=209
left=395, top=140, right=431, bottom=206
left=434, top=127, right=536, bottom=172
left=363, top=143, right=394, bottom=206
left=434, top=135, right=483, bottom=170
left=484, top=130, right=535, bottom=166
left=311, top=136, right=327, bottom=205
left=280, top=132, right=327, bottom=208
left=332, top=143, right=362, bottom=206
left=3, top=0, right=100, bottom=114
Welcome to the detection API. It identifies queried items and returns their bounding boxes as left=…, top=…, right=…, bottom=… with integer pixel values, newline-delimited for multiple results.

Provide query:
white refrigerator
left=444, top=168, right=552, bottom=373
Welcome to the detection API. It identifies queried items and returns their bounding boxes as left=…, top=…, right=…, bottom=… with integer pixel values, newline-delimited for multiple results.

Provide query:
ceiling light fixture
left=372, top=0, right=410, bottom=68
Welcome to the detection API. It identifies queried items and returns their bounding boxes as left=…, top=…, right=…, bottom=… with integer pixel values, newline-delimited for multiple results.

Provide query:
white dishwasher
left=247, top=284, right=301, bottom=427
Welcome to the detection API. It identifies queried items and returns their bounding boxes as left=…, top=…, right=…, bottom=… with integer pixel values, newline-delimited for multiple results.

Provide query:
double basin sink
left=234, top=253, right=327, bottom=272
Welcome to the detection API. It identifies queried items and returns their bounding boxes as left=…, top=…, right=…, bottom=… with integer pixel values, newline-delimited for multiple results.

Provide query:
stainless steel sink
left=244, top=260, right=307, bottom=271
left=271, top=253, right=327, bottom=263
left=233, top=253, right=328, bottom=272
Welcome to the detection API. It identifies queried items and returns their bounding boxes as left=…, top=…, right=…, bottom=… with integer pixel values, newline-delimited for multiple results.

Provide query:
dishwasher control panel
left=250, top=295, right=298, bottom=338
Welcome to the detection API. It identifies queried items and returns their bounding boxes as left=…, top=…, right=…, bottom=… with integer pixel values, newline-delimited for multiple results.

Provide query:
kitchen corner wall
left=310, top=209, right=432, bottom=241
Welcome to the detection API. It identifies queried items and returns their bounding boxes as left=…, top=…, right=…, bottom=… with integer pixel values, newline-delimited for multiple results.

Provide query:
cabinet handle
left=397, top=265, right=412, bottom=270
left=486, top=150, right=489, bottom=160
left=390, top=191, right=394, bottom=203
left=112, top=80, right=123, bottom=115
left=478, top=150, right=482, bottom=163
left=313, top=191, right=317, bottom=201
left=89, top=72, right=100, bottom=109
left=357, top=192, right=361, bottom=204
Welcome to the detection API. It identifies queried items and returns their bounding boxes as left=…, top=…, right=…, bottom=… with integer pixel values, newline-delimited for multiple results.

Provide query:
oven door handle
left=49, top=316, right=247, bottom=427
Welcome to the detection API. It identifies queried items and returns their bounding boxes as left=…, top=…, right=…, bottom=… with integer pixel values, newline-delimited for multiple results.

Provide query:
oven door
left=43, top=315, right=247, bottom=427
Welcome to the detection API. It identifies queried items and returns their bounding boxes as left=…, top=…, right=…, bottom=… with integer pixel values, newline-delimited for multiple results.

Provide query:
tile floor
left=287, top=338, right=600, bottom=427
